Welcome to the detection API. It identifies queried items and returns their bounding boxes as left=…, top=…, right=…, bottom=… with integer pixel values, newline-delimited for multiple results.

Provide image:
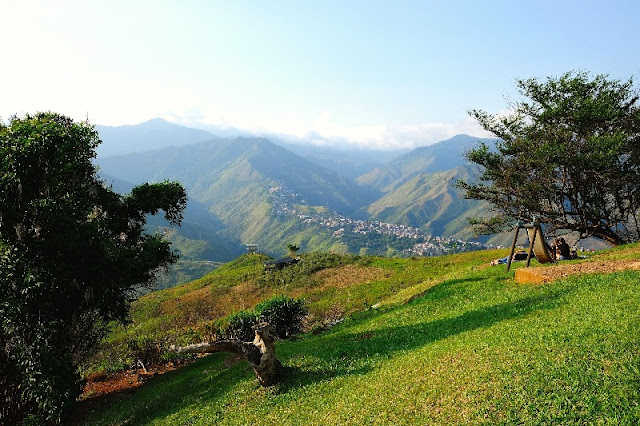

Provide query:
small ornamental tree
left=256, top=295, right=307, bottom=339
left=222, top=310, right=259, bottom=342
left=0, top=113, right=187, bottom=423
left=175, top=295, right=307, bottom=387
left=457, top=71, right=640, bottom=245
left=287, top=243, right=300, bottom=256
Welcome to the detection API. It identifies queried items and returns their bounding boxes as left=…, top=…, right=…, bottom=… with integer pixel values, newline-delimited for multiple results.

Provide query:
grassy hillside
left=81, top=245, right=640, bottom=424
left=366, top=166, right=486, bottom=239
left=97, top=138, right=378, bottom=255
left=356, top=134, right=497, bottom=192
left=87, top=250, right=498, bottom=376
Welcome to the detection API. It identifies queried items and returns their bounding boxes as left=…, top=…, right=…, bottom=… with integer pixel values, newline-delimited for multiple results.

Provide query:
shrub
left=209, top=295, right=308, bottom=343
left=255, top=295, right=308, bottom=339
left=221, top=311, right=258, bottom=341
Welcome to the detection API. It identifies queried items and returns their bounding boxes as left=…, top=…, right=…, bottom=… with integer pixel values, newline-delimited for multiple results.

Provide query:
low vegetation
left=84, top=250, right=499, bottom=377
left=80, top=244, right=640, bottom=424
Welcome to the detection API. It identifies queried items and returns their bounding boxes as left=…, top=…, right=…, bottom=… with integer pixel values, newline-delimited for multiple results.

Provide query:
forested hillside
left=97, top=137, right=379, bottom=257
left=366, top=165, right=487, bottom=239
left=96, top=122, right=500, bottom=287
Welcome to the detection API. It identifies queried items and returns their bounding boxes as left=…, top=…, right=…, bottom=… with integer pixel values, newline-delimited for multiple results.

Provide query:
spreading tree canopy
left=457, top=71, right=640, bottom=245
left=0, top=113, right=187, bottom=423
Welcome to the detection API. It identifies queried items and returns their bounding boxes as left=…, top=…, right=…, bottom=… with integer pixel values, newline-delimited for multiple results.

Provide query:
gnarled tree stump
left=173, top=322, right=282, bottom=386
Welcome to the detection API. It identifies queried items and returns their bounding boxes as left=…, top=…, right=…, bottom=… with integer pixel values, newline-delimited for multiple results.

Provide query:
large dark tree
left=457, top=71, right=640, bottom=245
left=0, top=113, right=187, bottom=423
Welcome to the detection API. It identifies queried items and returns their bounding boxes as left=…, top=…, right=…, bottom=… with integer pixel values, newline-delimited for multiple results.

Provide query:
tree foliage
left=221, top=310, right=260, bottom=342
left=256, top=295, right=307, bottom=339
left=287, top=243, right=300, bottom=256
left=0, top=112, right=186, bottom=423
left=457, top=71, right=640, bottom=245
left=215, top=295, right=308, bottom=342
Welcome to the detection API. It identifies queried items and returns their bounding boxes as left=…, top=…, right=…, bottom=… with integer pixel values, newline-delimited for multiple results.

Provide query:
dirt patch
left=81, top=369, right=146, bottom=400
left=516, top=259, right=640, bottom=284
left=80, top=362, right=182, bottom=401
left=222, top=353, right=245, bottom=367
left=216, top=281, right=276, bottom=314
left=292, top=265, right=390, bottom=296
left=355, top=332, right=375, bottom=341
left=160, top=280, right=269, bottom=321
left=73, top=362, right=193, bottom=424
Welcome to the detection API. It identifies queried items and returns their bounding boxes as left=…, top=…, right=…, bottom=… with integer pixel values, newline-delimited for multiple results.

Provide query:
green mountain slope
left=354, top=135, right=504, bottom=242
left=366, top=165, right=487, bottom=239
left=95, top=121, right=506, bottom=261
left=97, top=138, right=378, bottom=255
left=357, top=134, right=497, bottom=192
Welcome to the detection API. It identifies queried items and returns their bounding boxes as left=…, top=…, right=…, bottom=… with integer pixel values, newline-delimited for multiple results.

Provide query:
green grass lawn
left=81, top=248, right=640, bottom=425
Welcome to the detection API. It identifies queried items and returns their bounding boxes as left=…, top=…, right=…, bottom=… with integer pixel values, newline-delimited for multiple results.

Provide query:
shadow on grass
left=277, top=284, right=572, bottom=393
left=80, top=280, right=573, bottom=423
left=405, top=276, right=490, bottom=303
left=77, top=354, right=256, bottom=425
left=79, top=349, right=376, bottom=424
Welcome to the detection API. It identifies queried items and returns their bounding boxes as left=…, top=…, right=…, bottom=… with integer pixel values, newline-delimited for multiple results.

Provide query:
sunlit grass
left=83, top=247, right=640, bottom=424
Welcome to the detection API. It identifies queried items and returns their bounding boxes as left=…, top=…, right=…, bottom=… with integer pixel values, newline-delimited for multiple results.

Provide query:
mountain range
left=96, top=118, right=217, bottom=157
left=95, top=118, right=498, bottom=286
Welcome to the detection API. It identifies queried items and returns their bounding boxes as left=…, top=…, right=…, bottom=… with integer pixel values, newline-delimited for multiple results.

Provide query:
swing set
left=505, top=220, right=555, bottom=272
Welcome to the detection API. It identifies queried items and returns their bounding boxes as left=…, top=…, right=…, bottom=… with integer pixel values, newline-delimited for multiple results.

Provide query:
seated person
left=552, top=237, right=572, bottom=260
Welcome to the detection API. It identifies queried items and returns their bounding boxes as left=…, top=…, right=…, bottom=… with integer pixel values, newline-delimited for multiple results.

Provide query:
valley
left=269, top=180, right=490, bottom=256
left=96, top=119, right=501, bottom=288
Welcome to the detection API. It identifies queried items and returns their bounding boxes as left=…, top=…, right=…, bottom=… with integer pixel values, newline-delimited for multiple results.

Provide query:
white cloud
left=166, top=107, right=494, bottom=151
left=187, top=110, right=495, bottom=151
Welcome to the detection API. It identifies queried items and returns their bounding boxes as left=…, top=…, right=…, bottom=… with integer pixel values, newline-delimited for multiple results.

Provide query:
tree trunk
left=172, top=322, right=282, bottom=386
left=590, top=229, right=624, bottom=246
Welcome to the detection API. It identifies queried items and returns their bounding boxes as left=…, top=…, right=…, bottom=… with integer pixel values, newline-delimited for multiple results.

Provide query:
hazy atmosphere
left=3, top=0, right=639, bottom=149
left=4, top=2, right=640, bottom=424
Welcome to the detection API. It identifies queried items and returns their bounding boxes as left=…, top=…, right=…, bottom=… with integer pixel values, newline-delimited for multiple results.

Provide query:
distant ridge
left=356, top=134, right=498, bottom=192
left=95, top=118, right=216, bottom=157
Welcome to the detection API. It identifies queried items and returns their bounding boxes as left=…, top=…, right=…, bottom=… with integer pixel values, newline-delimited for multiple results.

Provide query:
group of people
left=491, top=235, right=575, bottom=266
left=551, top=237, right=572, bottom=260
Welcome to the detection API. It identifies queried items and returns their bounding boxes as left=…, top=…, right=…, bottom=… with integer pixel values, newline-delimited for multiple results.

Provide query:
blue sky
left=2, top=0, right=639, bottom=149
